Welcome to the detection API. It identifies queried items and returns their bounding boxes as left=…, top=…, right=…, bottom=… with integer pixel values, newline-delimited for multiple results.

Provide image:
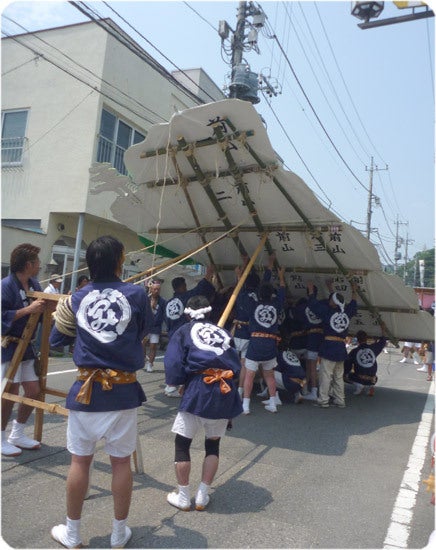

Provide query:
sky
left=1, top=0, right=435, bottom=265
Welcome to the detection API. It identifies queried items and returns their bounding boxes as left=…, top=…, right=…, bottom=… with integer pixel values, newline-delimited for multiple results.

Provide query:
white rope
left=184, top=306, right=212, bottom=319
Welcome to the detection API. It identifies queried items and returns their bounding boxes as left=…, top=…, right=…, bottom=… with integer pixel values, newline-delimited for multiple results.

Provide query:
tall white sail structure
left=90, top=99, right=434, bottom=341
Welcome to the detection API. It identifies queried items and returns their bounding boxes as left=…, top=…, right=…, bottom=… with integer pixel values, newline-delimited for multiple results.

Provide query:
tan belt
left=307, top=328, right=323, bottom=334
left=289, top=377, right=306, bottom=388
left=325, top=336, right=346, bottom=342
left=76, top=367, right=137, bottom=405
left=251, top=332, right=281, bottom=342
left=290, top=330, right=306, bottom=337
left=1, top=336, right=21, bottom=348
left=357, top=374, right=377, bottom=384
left=201, top=368, right=234, bottom=394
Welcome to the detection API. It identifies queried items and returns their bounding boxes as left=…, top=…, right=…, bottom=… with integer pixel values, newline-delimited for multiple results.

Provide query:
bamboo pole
left=2, top=392, right=69, bottom=416
left=217, top=233, right=268, bottom=328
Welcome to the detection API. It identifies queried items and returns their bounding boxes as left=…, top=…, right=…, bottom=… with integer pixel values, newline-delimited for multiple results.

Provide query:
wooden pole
left=1, top=312, right=41, bottom=395
left=217, top=233, right=268, bottom=328
left=34, top=300, right=57, bottom=442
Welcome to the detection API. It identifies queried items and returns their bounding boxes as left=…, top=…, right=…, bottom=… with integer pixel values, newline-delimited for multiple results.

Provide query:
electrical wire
left=313, top=2, right=388, bottom=167
left=2, top=14, right=168, bottom=124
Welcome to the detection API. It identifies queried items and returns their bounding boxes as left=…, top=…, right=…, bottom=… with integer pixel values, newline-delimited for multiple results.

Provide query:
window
left=1, top=110, right=28, bottom=166
left=96, top=109, right=145, bottom=175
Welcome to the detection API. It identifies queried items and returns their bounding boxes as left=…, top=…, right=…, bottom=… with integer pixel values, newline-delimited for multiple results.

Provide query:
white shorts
left=171, top=411, right=228, bottom=439
left=245, top=357, right=277, bottom=372
left=306, top=350, right=318, bottom=361
left=1, top=359, right=38, bottom=383
left=147, top=334, right=160, bottom=344
left=234, top=338, right=249, bottom=358
left=425, top=351, right=434, bottom=364
left=67, top=408, right=138, bottom=458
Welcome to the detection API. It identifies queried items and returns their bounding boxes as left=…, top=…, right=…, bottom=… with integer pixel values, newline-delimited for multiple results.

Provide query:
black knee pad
left=205, top=437, right=220, bottom=458
left=174, top=433, right=192, bottom=462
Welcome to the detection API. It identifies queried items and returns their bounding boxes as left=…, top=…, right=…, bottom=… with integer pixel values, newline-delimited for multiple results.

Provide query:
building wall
left=1, top=20, right=217, bottom=290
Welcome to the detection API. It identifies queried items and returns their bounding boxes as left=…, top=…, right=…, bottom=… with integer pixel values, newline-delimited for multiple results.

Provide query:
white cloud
left=1, top=1, right=85, bottom=33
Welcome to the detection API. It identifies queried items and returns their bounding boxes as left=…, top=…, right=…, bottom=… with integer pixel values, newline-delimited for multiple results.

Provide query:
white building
left=1, top=19, right=224, bottom=292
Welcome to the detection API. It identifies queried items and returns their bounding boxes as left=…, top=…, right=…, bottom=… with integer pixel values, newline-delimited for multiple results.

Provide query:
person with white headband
left=164, top=295, right=243, bottom=512
left=306, top=280, right=358, bottom=408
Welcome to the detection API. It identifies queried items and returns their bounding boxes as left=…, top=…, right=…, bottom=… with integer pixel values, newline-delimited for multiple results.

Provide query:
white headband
left=184, top=306, right=212, bottom=320
left=332, top=292, right=345, bottom=312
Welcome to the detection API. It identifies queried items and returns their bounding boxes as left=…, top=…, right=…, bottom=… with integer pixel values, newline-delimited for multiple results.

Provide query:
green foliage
left=398, top=248, right=435, bottom=288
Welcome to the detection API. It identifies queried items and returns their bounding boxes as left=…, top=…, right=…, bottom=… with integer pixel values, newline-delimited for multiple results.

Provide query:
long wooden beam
left=177, top=136, right=248, bottom=257
left=139, top=129, right=255, bottom=159
left=144, top=163, right=269, bottom=188
left=147, top=223, right=343, bottom=234
left=212, top=124, right=276, bottom=260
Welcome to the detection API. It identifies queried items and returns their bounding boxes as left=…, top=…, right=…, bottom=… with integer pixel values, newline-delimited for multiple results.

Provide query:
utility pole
left=365, top=156, right=388, bottom=239
left=394, top=216, right=408, bottom=274
left=403, top=229, right=414, bottom=284
left=219, top=2, right=280, bottom=104
left=229, top=2, right=247, bottom=98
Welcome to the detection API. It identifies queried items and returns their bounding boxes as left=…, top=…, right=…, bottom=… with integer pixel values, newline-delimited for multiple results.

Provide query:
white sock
left=66, top=517, right=81, bottom=542
left=197, top=481, right=209, bottom=498
left=112, top=518, right=127, bottom=534
left=178, top=484, right=190, bottom=500
left=243, top=397, right=250, bottom=409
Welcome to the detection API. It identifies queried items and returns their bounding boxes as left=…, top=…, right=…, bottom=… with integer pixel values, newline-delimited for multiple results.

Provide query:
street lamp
left=351, top=1, right=384, bottom=22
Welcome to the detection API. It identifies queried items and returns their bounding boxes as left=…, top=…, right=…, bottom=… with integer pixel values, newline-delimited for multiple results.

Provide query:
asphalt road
left=1, top=345, right=434, bottom=549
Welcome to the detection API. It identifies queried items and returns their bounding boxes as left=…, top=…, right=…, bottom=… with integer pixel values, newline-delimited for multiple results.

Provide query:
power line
left=2, top=14, right=168, bottom=124
left=268, top=31, right=370, bottom=194
left=313, top=2, right=388, bottom=167
left=99, top=0, right=218, bottom=103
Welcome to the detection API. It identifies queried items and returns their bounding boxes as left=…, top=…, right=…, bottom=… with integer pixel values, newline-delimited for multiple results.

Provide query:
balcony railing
left=1, top=137, right=27, bottom=166
left=97, top=135, right=128, bottom=175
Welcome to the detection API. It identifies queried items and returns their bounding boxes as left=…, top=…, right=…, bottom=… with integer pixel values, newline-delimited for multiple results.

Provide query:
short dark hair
left=86, top=235, right=124, bottom=281
left=245, top=271, right=260, bottom=290
left=10, top=243, right=40, bottom=273
left=186, top=295, right=210, bottom=311
left=172, top=277, right=186, bottom=292
left=356, top=330, right=368, bottom=343
left=258, top=282, right=274, bottom=303
left=77, top=275, right=90, bottom=285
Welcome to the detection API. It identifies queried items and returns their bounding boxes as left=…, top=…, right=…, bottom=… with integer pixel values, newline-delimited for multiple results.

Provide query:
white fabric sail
left=90, top=99, right=434, bottom=341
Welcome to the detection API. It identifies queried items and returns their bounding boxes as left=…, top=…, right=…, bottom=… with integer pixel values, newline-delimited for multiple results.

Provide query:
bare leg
left=16, top=380, right=40, bottom=424
left=66, top=454, right=94, bottom=520
left=306, top=359, right=318, bottom=390
left=201, top=446, right=219, bottom=485
left=262, top=368, right=276, bottom=398
left=111, top=455, right=133, bottom=520
left=1, top=383, right=19, bottom=430
left=175, top=461, right=191, bottom=486
left=243, top=369, right=256, bottom=398
left=149, top=343, right=158, bottom=366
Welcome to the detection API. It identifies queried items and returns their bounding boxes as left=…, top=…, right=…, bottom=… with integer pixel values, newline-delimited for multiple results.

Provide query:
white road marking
left=383, top=381, right=434, bottom=548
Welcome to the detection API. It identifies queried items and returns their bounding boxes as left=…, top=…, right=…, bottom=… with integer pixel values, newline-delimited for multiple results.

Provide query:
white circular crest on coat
left=254, top=304, right=277, bottom=328
left=329, top=312, right=350, bottom=333
left=356, top=348, right=376, bottom=368
left=166, top=297, right=184, bottom=320
left=190, top=322, right=230, bottom=356
left=305, top=306, right=321, bottom=325
left=248, top=291, right=258, bottom=302
left=282, top=350, right=300, bottom=367
left=77, top=288, right=131, bottom=343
